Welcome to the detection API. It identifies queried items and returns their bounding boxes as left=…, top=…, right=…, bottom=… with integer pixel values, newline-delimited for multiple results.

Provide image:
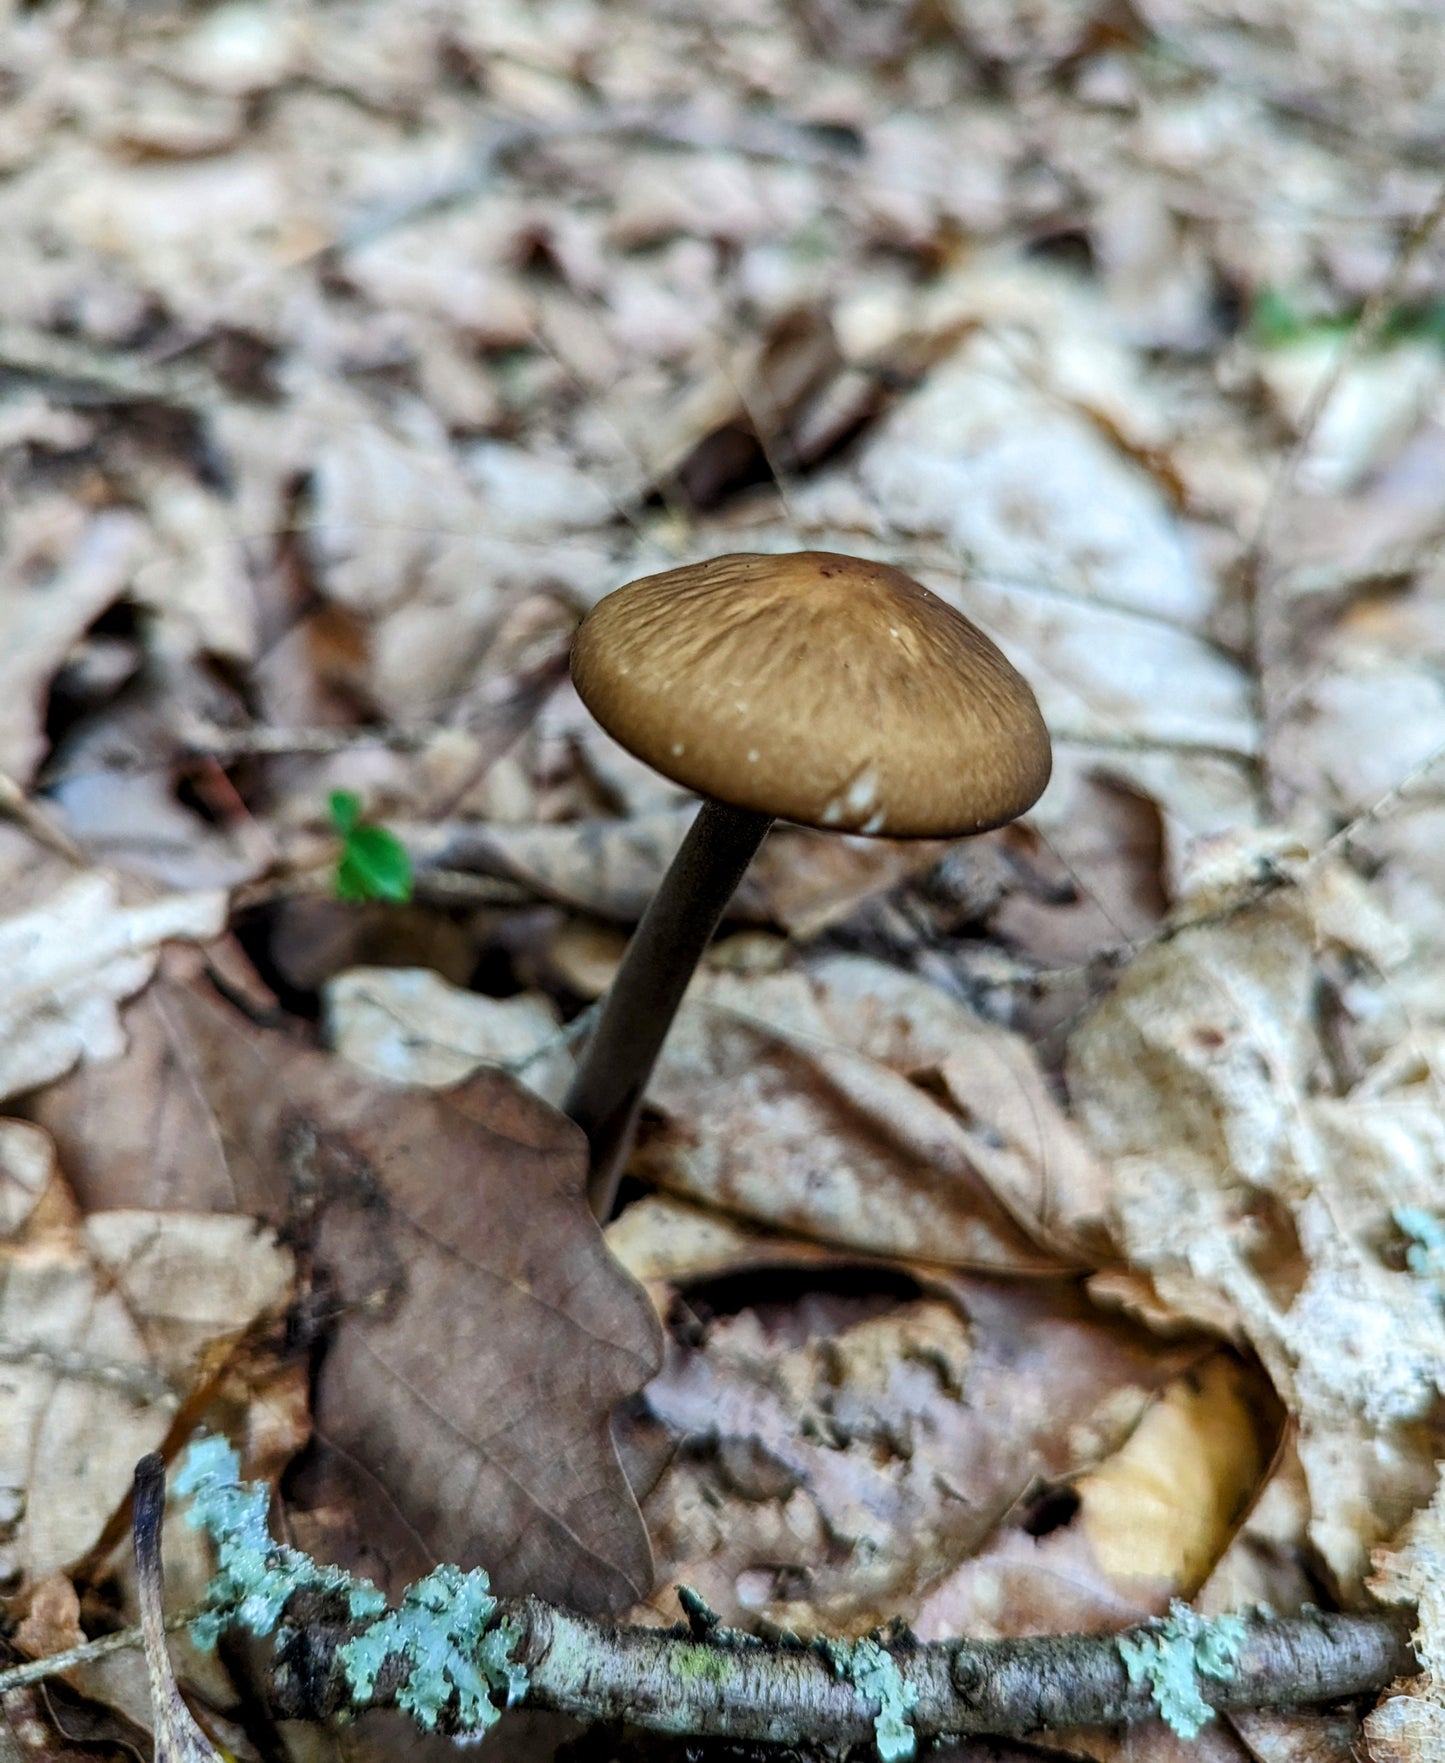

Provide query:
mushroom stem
left=566, top=798, right=773, bottom=1219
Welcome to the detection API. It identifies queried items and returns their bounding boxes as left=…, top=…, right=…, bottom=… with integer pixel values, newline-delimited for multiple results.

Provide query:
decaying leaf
left=0, top=1121, right=293, bottom=1581
left=1068, top=852, right=1445, bottom=1595
left=34, top=971, right=662, bottom=1613
left=1363, top=1473, right=1445, bottom=1762
left=635, top=953, right=1111, bottom=1270
left=0, top=874, right=227, bottom=1106
left=914, top=1353, right=1278, bottom=1639
left=611, top=1192, right=1214, bottom=1636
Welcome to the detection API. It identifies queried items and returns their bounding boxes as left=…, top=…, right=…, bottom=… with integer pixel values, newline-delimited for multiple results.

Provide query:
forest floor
left=4, top=1, right=1445, bottom=1759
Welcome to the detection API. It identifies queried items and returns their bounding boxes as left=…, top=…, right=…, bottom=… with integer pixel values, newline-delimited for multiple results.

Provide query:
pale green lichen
left=670, top=1643, right=731, bottom=1685
left=1396, top=1206, right=1445, bottom=1280
left=176, top=1438, right=527, bottom=1740
left=340, top=1565, right=525, bottom=1740
left=1117, top=1602, right=1247, bottom=1739
left=818, top=1636, right=919, bottom=1762
left=176, top=1437, right=386, bottom=1648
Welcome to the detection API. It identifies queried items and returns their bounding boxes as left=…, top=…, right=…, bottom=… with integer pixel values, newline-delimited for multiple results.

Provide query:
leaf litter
left=4, top=1, right=1445, bottom=1760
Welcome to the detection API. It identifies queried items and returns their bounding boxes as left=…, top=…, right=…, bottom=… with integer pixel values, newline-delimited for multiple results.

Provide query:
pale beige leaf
left=1363, top=1473, right=1445, bottom=1762
left=325, top=965, right=572, bottom=1105
left=1068, top=857, right=1445, bottom=1594
left=0, top=505, right=142, bottom=786
left=0, top=1177, right=293, bottom=1578
left=637, top=953, right=1111, bottom=1268
left=0, top=877, right=227, bottom=1104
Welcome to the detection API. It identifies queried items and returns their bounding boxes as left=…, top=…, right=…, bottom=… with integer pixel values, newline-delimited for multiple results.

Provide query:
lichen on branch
left=172, top=1439, right=1416, bottom=1754
left=178, top=1439, right=527, bottom=1739
left=1116, top=1602, right=1247, bottom=1738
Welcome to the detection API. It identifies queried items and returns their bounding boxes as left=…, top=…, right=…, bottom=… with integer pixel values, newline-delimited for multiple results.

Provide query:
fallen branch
left=10, top=1447, right=1415, bottom=1761
left=271, top=1593, right=1416, bottom=1750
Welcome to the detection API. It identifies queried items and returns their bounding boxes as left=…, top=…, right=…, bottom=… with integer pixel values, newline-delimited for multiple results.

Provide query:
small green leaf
left=329, top=790, right=363, bottom=836
left=329, top=793, right=414, bottom=903
left=1249, top=288, right=1306, bottom=348
left=336, top=824, right=414, bottom=903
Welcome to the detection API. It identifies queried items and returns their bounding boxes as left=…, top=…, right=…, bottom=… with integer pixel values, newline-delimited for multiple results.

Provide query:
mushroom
left=566, top=550, right=1052, bottom=1218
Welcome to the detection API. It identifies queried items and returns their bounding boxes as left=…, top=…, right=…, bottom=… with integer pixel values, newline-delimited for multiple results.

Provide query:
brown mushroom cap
left=571, top=550, right=1051, bottom=839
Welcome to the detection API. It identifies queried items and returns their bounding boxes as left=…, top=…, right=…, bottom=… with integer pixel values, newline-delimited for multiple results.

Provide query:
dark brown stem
left=563, top=798, right=773, bottom=1219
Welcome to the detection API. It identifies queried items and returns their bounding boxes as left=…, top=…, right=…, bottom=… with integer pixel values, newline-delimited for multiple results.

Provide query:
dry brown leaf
left=635, top=953, right=1111, bottom=1270
left=29, top=951, right=271, bottom=1215
left=34, top=971, right=661, bottom=1612
left=12, top=1573, right=84, bottom=1660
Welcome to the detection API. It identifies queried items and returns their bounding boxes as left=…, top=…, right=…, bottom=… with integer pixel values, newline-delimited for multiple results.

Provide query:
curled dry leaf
left=914, top=1353, right=1279, bottom=1640
left=606, top=1192, right=845, bottom=1315
left=13, top=1571, right=84, bottom=1660
left=621, top=1244, right=1209, bottom=1635
left=34, top=970, right=662, bottom=1612
left=0, top=505, right=142, bottom=787
left=635, top=952, right=1111, bottom=1270
left=610, top=1190, right=1215, bottom=1641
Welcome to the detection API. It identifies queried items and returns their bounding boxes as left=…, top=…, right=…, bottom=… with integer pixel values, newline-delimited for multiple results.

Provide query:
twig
left=0, top=771, right=88, bottom=865
left=2, top=1592, right=1409, bottom=1749
left=179, top=722, right=440, bottom=760
left=230, top=863, right=532, bottom=912
left=271, top=1598, right=1416, bottom=1747
left=0, top=1611, right=196, bottom=1694
left=1245, top=175, right=1445, bottom=571
left=0, top=324, right=217, bottom=409
left=331, top=104, right=858, bottom=256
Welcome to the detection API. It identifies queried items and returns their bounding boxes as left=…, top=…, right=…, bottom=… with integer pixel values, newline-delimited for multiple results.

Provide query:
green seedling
left=1250, top=287, right=1445, bottom=352
left=329, top=790, right=414, bottom=904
